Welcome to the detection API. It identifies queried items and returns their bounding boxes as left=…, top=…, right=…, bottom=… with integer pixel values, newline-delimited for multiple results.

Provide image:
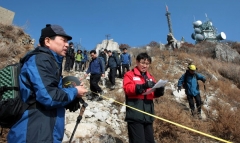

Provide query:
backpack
left=0, top=50, right=50, bottom=131
left=97, top=57, right=105, bottom=72
left=112, top=51, right=120, bottom=66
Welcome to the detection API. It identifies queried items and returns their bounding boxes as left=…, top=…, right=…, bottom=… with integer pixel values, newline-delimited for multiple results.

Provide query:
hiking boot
left=86, top=94, right=93, bottom=100
left=92, top=92, right=103, bottom=101
left=198, top=113, right=202, bottom=119
left=92, top=95, right=99, bottom=101
left=191, top=110, right=195, bottom=117
left=110, top=85, right=115, bottom=90
left=92, top=95, right=103, bottom=101
left=97, top=91, right=103, bottom=101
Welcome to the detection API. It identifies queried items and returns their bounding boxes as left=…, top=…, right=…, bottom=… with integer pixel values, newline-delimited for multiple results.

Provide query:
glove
left=135, top=80, right=155, bottom=95
left=154, top=87, right=165, bottom=97
left=142, top=80, right=155, bottom=89
left=65, top=98, right=80, bottom=112
left=177, top=86, right=181, bottom=93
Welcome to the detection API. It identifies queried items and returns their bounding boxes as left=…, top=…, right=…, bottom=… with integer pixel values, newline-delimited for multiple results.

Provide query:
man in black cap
left=7, top=24, right=88, bottom=143
left=64, top=42, right=74, bottom=72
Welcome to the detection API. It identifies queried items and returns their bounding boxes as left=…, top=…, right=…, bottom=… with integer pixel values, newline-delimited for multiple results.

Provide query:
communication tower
left=191, top=14, right=226, bottom=43
left=165, top=5, right=173, bottom=34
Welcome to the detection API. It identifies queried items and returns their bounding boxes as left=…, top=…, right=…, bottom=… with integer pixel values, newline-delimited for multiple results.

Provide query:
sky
left=1, top=0, right=240, bottom=51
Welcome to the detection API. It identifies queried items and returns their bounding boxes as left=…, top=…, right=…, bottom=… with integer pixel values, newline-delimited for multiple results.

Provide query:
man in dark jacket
left=123, top=52, right=165, bottom=143
left=98, top=49, right=107, bottom=68
left=106, top=50, right=120, bottom=90
left=82, top=50, right=88, bottom=71
left=64, top=42, right=74, bottom=72
left=85, top=50, right=105, bottom=101
left=7, top=24, right=88, bottom=143
left=69, top=42, right=75, bottom=71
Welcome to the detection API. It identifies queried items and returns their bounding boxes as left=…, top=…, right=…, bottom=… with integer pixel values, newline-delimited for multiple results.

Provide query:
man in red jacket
left=123, top=52, right=165, bottom=143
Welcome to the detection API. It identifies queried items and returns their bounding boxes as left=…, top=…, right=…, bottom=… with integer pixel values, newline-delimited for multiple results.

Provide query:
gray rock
left=214, top=44, right=240, bottom=62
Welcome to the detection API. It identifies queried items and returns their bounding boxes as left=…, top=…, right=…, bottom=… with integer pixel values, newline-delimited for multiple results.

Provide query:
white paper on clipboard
left=143, top=79, right=168, bottom=95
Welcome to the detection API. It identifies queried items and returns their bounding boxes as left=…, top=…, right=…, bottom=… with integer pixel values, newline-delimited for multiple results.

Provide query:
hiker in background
left=116, top=50, right=122, bottom=78
left=70, top=44, right=75, bottom=71
left=7, top=24, right=88, bottom=143
left=177, top=64, right=206, bottom=119
left=64, top=42, right=74, bottom=72
left=99, top=49, right=107, bottom=69
left=75, top=50, right=83, bottom=72
left=82, top=50, right=88, bottom=71
left=84, top=50, right=104, bottom=101
left=106, top=50, right=120, bottom=90
left=104, top=49, right=108, bottom=70
left=121, top=47, right=131, bottom=77
left=123, top=52, right=165, bottom=143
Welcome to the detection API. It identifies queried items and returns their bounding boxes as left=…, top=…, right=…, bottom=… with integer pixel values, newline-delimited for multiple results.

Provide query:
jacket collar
left=35, top=46, right=63, bottom=64
left=133, top=66, right=151, bottom=77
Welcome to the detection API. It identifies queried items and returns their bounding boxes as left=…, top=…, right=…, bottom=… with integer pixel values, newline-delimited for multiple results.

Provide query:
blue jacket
left=82, top=53, right=88, bottom=62
left=177, top=70, right=205, bottom=96
left=7, top=47, right=77, bottom=143
left=86, top=57, right=104, bottom=74
left=120, top=53, right=131, bottom=65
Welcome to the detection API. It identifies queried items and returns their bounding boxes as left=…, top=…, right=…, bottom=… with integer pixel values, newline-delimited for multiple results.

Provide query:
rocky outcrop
left=214, top=44, right=240, bottom=62
left=61, top=71, right=126, bottom=143
left=63, top=99, right=126, bottom=143
left=95, top=39, right=120, bottom=55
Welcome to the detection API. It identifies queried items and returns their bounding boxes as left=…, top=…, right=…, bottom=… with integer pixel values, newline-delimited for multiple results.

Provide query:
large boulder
left=95, top=39, right=120, bottom=55
left=214, top=43, right=240, bottom=62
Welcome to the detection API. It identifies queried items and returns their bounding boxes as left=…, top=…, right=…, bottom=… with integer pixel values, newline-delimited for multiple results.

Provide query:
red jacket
left=123, top=67, right=156, bottom=100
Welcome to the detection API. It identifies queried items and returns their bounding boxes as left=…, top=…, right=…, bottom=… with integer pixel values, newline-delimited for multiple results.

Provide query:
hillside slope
left=0, top=24, right=239, bottom=143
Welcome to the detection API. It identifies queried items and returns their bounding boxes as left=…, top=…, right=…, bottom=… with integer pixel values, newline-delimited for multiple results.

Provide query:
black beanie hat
left=39, top=24, right=72, bottom=44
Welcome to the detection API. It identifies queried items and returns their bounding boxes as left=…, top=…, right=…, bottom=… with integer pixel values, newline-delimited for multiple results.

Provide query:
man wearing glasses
left=123, top=52, right=165, bottom=143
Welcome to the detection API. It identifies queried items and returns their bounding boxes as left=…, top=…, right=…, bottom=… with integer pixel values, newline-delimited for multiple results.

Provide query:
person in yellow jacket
left=75, top=50, right=83, bottom=71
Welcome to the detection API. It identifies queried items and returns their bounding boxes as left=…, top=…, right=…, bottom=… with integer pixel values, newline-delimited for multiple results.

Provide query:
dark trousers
left=187, top=94, right=201, bottom=113
left=75, top=61, right=82, bottom=71
left=122, top=64, right=130, bottom=77
left=116, top=66, right=122, bottom=78
left=90, top=74, right=102, bottom=95
left=71, top=58, right=75, bottom=70
left=64, top=56, right=71, bottom=71
left=82, top=61, right=86, bottom=71
left=128, top=122, right=155, bottom=143
left=108, top=67, right=116, bottom=85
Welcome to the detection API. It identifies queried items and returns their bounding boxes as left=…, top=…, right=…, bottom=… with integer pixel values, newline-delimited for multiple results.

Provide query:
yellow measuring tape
left=91, top=92, right=232, bottom=143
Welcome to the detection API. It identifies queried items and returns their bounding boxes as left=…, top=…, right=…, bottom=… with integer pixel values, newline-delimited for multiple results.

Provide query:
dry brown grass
left=146, top=46, right=240, bottom=142
left=207, top=100, right=240, bottom=142
left=231, top=42, right=240, bottom=54
left=153, top=96, right=215, bottom=143
left=218, top=63, right=240, bottom=86
left=0, top=23, right=34, bottom=69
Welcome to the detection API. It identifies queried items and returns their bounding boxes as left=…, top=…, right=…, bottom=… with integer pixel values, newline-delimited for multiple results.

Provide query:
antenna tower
left=165, top=5, right=173, bottom=34
left=105, top=34, right=111, bottom=49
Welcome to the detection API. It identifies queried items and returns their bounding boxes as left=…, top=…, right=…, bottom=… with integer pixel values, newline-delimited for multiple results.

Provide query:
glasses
left=139, top=62, right=150, bottom=66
